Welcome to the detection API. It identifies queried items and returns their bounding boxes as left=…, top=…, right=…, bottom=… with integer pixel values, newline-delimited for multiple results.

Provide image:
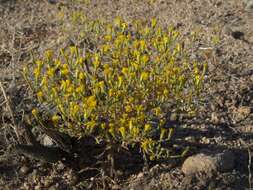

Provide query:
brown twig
left=0, top=81, right=22, bottom=143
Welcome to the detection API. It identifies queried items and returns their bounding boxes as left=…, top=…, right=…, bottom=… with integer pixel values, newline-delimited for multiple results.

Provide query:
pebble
left=244, top=0, right=253, bottom=11
left=42, top=135, right=55, bottom=147
left=20, top=165, right=30, bottom=175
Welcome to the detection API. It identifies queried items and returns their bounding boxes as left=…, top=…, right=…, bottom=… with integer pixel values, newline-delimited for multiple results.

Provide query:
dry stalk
left=0, top=81, right=22, bottom=143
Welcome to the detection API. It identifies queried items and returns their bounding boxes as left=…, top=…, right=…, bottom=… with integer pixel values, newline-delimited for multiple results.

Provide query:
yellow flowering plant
left=23, top=18, right=206, bottom=161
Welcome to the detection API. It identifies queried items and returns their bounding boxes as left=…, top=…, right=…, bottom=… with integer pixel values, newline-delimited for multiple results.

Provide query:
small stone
left=185, top=136, right=197, bottom=143
left=67, top=171, right=79, bottom=185
left=42, top=135, right=55, bottom=147
left=149, top=164, right=160, bottom=176
left=211, top=112, right=219, bottom=124
left=56, top=161, right=65, bottom=171
left=201, top=137, right=210, bottom=144
left=231, top=31, right=244, bottom=40
left=137, top=172, right=144, bottom=178
left=182, top=151, right=234, bottom=175
left=244, top=0, right=253, bottom=11
left=20, top=165, right=30, bottom=175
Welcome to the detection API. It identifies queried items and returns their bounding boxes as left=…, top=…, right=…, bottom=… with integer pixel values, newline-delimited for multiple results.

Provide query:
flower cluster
left=24, top=18, right=206, bottom=159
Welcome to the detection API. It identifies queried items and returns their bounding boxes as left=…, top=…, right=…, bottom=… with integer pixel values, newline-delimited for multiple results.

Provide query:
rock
left=182, top=151, right=234, bottom=175
left=56, top=161, right=65, bottom=171
left=244, top=0, right=253, bottom=11
left=231, top=31, right=244, bottom=40
left=42, top=135, right=55, bottom=147
left=137, top=172, right=145, bottom=179
left=19, top=165, right=30, bottom=175
left=211, top=112, right=219, bottom=124
left=67, top=170, right=79, bottom=185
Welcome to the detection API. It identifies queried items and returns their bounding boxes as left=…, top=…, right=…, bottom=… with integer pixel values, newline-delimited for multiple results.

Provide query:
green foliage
left=23, top=18, right=206, bottom=160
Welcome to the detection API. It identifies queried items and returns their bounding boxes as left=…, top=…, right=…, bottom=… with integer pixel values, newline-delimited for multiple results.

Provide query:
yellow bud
left=32, top=108, right=38, bottom=116
left=79, top=72, right=86, bottom=80
left=76, top=85, right=84, bottom=93
left=140, top=71, right=149, bottom=81
left=86, top=96, right=97, bottom=109
left=37, top=91, right=43, bottom=101
left=47, top=68, right=54, bottom=77
left=118, top=76, right=123, bottom=87
left=125, top=105, right=132, bottom=113
left=144, top=124, right=152, bottom=132
left=121, top=67, right=129, bottom=76
left=52, top=115, right=60, bottom=124
left=119, top=127, right=126, bottom=138
left=151, top=18, right=157, bottom=28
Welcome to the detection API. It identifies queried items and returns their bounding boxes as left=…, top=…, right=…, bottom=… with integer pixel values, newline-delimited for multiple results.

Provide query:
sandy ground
left=0, top=0, right=253, bottom=189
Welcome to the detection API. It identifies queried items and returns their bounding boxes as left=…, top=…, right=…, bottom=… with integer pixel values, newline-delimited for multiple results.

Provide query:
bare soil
left=0, top=0, right=253, bottom=189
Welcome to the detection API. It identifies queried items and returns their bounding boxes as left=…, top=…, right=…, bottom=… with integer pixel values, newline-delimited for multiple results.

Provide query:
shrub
left=23, top=18, right=206, bottom=160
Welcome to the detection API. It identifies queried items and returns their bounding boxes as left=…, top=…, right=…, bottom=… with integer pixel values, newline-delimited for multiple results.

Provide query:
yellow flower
left=86, top=120, right=96, bottom=128
left=125, top=105, right=132, bottom=113
left=54, top=59, right=61, bottom=68
left=47, top=68, right=54, bottom=77
left=139, top=40, right=146, bottom=51
left=114, top=17, right=122, bottom=27
left=136, top=105, right=144, bottom=114
left=118, top=76, right=123, bottom=87
left=151, top=18, right=157, bottom=28
left=61, top=68, right=69, bottom=76
left=79, top=72, right=86, bottom=80
left=93, top=53, right=100, bottom=68
left=61, top=79, right=71, bottom=91
left=35, top=60, right=43, bottom=68
left=119, top=127, right=126, bottom=138
left=103, top=67, right=112, bottom=77
left=70, top=46, right=78, bottom=56
left=98, top=81, right=105, bottom=92
left=76, top=57, right=84, bottom=65
left=129, top=119, right=134, bottom=131
left=76, top=85, right=84, bottom=94
left=37, top=91, right=43, bottom=100
left=66, top=86, right=74, bottom=93
left=140, top=71, right=149, bottom=81
left=32, top=108, right=38, bottom=116
left=153, top=107, right=162, bottom=116
left=121, top=67, right=129, bottom=76
left=104, top=35, right=112, bottom=41
left=141, top=55, right=149, bottom=64
left=33, top=67, right=41, bottom=79
left=108, top=123, right=116, bottom=138
left=72, top=104, right=80, bottom=116
left=52, top=115, right=60, bottom=124
left=163, top=89, right=169, bottom=96
left=144, top=124, right=152, bottom=132
left=102, top=44, right=110, bottom=53
left=86, top=96, right=97, bottom=109
left=109, top=89, right=114, bottom=97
